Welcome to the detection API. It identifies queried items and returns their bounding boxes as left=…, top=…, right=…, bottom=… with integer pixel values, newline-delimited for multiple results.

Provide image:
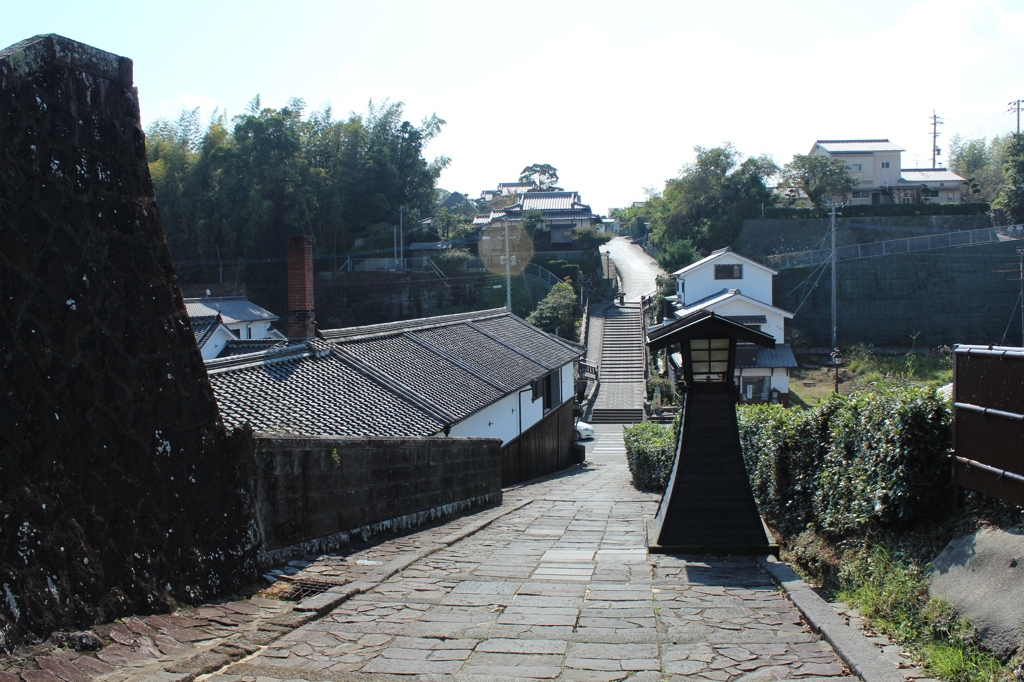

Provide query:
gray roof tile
left=209, top=350, right=444, bottom=437
left=412, top=322, right=548, bottom=390
left=184, top=296, right=279, bottom=324
left=205, top=309, right=581, bottom=438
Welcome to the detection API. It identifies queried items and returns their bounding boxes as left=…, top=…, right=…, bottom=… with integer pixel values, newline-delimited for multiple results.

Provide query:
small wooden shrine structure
left=645, top=310, right=779, bottom=554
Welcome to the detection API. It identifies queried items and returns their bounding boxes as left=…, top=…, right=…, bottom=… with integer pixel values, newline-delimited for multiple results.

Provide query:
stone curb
left=294, top=499, right=534, bottom=615
left=757, top=556, right=906, bottom=682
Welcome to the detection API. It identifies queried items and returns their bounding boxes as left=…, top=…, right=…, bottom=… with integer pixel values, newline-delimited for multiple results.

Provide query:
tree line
left=146, top=98, right=449, bottom=265
left=616, top=135, right=1024, bottom=273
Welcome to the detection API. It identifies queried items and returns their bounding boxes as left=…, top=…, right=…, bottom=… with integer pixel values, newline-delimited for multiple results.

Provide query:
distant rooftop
left=184, top=296, right=278, bottom=325
left=900, top=168, right=965, bottom=183
left=814, top=139, right=905, bottom=154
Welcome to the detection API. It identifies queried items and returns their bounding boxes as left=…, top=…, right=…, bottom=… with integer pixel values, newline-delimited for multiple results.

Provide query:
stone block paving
left=204, top=425, right=853, bottom=681
left=3, top=425, right=874, bottom=681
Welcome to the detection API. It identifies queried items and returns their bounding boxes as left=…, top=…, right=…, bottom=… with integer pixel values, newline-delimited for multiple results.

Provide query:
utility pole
left=399, top=206, right=404, bottom=270
left=1019, top=247, right=1024, bottom=345
left=503, top=221, right=512, bottom=311
left=829, top=203, right=842, bottom=349
left=1009, top=100, right=1024, bottom=134
left=930, top=110, right=944, bottom=168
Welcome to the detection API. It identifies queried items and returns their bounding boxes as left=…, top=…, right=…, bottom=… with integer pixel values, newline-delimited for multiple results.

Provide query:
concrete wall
left=0, top=35, right=256, bottom=650
left=249, top=435, right=502, bottom=565
left=775, top=239, right=1024, bottom=348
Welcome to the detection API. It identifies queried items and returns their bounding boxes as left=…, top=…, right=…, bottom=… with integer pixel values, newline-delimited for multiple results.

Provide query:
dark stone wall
left=736, top=215, right=994, bottom=259
left=249, top=436, right=502, bottom=563
left=776, top=240, right=1024, bottom=348
left=0, top=35, right=256, bottom=650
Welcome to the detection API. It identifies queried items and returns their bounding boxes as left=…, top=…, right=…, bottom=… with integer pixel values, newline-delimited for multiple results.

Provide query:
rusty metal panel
left=953, top=345, right=1024, bottom=507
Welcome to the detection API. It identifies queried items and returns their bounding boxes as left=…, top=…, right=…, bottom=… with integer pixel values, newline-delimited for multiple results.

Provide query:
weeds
left=837, top=545, right=1008, bottom=682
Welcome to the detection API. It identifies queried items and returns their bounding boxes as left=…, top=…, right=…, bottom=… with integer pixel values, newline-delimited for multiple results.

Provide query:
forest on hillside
left=146, top=98, right=448, bottom=267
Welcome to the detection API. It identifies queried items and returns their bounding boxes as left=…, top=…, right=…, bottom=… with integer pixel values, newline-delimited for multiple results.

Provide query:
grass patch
left=836, top=544, right=1008, bottom=682
left=790, top=345, right=953, bottom=406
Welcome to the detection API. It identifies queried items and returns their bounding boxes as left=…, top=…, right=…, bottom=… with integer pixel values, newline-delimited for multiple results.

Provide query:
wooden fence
left=501, top=399, right=581, bottom=486
left=952, top=344, right=1024, bottom=506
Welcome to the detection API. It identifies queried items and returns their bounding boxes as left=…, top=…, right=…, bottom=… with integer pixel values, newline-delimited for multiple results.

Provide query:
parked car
left=574, top=420, right=594, bottom=441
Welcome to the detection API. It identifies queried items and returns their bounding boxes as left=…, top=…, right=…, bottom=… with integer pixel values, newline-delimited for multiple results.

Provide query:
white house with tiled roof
left=204, top=309, right=583, bottom=481
left=809, top=139, right=964, bottom=205
left=185, top=296, right=288, bottom=360
left=669, top=248, right=796, bottom=404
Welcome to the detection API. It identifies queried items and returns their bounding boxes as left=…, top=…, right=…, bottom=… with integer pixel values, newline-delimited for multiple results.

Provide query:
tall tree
left=145, top=98, right=449, bottom=265
left=519, top=163, right=562, bottom=192
left=781, top=154, right=857, bottom=212
left=526, top=281, right=577, bottom=337
left=997, top=133, right=1024, bottom=224
left=949, top=133, right=1011, bottom=203
left=649, top=145, right=777, bottom=270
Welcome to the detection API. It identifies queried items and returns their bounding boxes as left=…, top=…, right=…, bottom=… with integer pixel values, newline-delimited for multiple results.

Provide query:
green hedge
left=762, top=203, right=990, bottom=220
left=624, top=421, right=676, bottom=491
left=738, top=386, right=951, bottom=535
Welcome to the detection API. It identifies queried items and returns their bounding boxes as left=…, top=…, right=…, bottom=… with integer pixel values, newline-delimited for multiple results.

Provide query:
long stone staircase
left=589, top=303, right=646, bottom=424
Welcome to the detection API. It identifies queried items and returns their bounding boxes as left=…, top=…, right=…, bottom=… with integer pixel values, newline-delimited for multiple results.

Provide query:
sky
left=3, top=0, right=1023, bottom=215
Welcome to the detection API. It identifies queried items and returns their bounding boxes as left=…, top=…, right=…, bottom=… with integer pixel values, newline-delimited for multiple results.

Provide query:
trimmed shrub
left=738, top=385, right=951, bottom=536
left=624, top=422, right=676, bottom=492
left=761, top=203, right=990, bottom=220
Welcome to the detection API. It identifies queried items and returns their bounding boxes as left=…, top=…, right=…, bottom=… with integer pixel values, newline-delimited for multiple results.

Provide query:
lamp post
left=830, top=347, right=843, bottom=394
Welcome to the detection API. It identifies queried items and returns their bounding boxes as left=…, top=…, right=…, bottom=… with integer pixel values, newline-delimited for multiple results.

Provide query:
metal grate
left=280, top=578, right=346, bottom=601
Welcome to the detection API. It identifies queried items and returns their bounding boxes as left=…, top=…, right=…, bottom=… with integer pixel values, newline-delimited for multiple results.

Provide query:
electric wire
left=790, top=257, right=832, bottom=316
left=1000, top=289, right=1022, bottom=346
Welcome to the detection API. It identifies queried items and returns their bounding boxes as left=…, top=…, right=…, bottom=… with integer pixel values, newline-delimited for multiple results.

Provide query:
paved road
left=601, top=238, right=666, bottom=302
left=207, top=425, right=849, bottom=681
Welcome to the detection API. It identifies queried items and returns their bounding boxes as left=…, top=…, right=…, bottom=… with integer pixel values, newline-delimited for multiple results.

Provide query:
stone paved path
left=206, top=425, right=850, bottom=681
left=601, top=238, right=664, bottom=302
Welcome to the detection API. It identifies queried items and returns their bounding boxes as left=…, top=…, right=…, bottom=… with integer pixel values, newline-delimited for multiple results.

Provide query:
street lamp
left=830, top=347, right=843, bottom=394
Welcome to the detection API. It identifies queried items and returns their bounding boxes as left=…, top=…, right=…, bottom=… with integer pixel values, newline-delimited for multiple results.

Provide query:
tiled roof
left=512, top=191, right=590, bottom=212
left=412, top=323, right=549, bottom=391
left=724, top=315, right=767, bottom=325
left=184, top=296, right=279, bottom=324
left=207, top=309, right=580, bottom=438
left=670, top=248, right=777, bottom=277
left=900, top=168, right=965, bottom=183
left=208, top=347, right=445, bottom=437
left=190, top=314, right=221, bottom=344
left=337, top=334, right=505, bottom=421
left=471, top=315, right=579, bottom=369
left=814, top=139, right=905, bottom=154
left=677, top=289, right=794, bottom=319
left=219, top=338, right=292, bottom=357
left=735, top=344, right=798, bottom=369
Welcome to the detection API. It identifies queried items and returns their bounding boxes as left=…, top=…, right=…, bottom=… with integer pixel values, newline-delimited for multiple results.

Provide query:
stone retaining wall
left=249, top=435, right=503, bottom=565
left=776, top=240, right=1024, bottom=348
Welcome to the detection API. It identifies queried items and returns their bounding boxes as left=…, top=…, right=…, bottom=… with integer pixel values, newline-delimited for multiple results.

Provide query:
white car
left=574, top=421, right=594, bottom=441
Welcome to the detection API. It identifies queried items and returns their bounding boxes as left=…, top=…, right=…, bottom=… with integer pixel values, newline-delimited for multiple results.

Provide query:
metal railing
left=765, top=225, right=1024, bottom=270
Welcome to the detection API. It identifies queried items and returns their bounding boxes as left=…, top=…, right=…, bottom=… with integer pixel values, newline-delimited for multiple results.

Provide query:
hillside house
left=668, top=248, right=796, bottom=403
left=809, top=139, right=965, bottom=205
left=474, top=190, right=605, bottom=263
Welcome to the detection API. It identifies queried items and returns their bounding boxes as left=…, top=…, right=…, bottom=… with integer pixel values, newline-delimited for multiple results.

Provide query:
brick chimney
left=286, top=235, right=316, bottom=339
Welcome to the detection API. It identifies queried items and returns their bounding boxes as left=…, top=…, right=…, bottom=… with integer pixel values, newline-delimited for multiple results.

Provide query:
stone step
left=590, top=409, right=645, bottom=424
